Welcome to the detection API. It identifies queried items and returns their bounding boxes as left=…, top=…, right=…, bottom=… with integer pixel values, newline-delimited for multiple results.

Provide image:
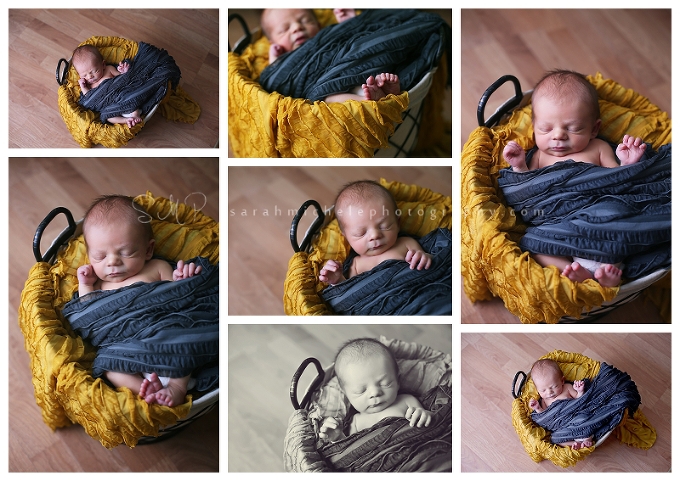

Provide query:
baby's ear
left=145, top=238, right=155, bottom=259
left=591, top=119, right=602, bottom=138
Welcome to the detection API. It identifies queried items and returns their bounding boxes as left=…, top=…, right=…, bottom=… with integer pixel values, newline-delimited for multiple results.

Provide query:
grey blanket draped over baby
left=259, top=9, right=449, bottom=101
left=61, top=257, right=218, bottom=391
left=497, top=144, right=671, bottom=278
left=319, top=385, right=452, bottom=472
left=320, top=228, right=452, bottom=315
left=78, top=41, right=181, bottom=124
left=531, top=363, right=641, bottom=444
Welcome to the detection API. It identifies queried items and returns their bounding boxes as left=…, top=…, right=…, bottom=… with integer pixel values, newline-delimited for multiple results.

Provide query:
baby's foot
left=617, top=135, right=647, bottom=166
left=572, top=437, right=593, bottom=449
left=362, top=75, right=383, bottom=101
left=154, top=382, right=188, bottom=407
left=375, top=73, right=400, bottom=96
left=503, top=141, right=528, bottom=172
left=139, top=373, right=163, bottom=403
left=594, top=264, right=622, bottom=287
left=125, top=116, right=142, bottom=128
left=562, top=262, right=595, bottom=283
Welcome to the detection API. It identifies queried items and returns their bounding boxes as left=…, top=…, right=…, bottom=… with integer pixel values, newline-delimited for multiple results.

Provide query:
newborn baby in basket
left=498, top=70, right=671, bottom=287
left=72, top=41, right=182, bottom=126
left=259, top=8, right=448, bottom=103
left=528, top=358, right=642, bottom=450
left=61, top=195, right=219, bottom=407
left=318, top=180, right=452, bottom=315
left=316, top=338, right=451, bottom=471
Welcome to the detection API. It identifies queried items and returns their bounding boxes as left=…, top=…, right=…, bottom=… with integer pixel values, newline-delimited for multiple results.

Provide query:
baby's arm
left=529, top=398, right=544, bottom=413
left=319, top=416, right=346, bottom=442
left=78, top=79, right=91, bottom=94
left=573, top=379, right=586, bottom=398
left=319, top=259, right=346, bottom=284
left=402, top=394, right=432, bottom=428
left=117, top=60, right=130, bottom=74
left=616, top=134, right=647, bottom=166
left=77, top=264, right=98, bottom=296
left=173, top=259, right=203, bottom=281
left=402, top=237, right=432, bottom=270
left=503, top=141, right=528, bottom=172
left=268, top=44, right=286, bottom=64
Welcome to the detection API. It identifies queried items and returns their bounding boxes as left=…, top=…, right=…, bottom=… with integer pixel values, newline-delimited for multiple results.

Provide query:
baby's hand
left=268, top=43, right=286, bottom=63
left=117, top=60, right=130, bottom=74
left=319, top=417, right=345, bottom=442
left=78, top=78, right=89, bottom=89
left=503, top=141, right=527, bottom=171
left=405, top=407, right=432, bottom=428
left=573, top=379, right=585, bottom=394
left=77, top=264, right=98, bottom=287
left=616, top=134, right=647, bottom=166
left=529, top=398, right=540, bottom=411
left=405, top=249, right=432, bottom=270
left=319, top=259, right=345, bottom=285
left=173, top=259, right=203, bottom=281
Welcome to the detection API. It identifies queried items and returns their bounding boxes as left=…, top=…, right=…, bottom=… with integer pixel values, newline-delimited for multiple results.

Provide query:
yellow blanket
left=512, top=350, right=656, bottom=468
left=18, top=194, right=218, bottom=448
left=461, top=73, right=671, bottom=323
left=58, top=36, right=200, bottom=148
left=284, top=178, right=452, bottom=315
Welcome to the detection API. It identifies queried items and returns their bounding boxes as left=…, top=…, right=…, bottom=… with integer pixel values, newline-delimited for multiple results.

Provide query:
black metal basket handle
left=512, top=370, right=528, bottom=399
left=477, top=74, right=523, bottom=128
left=290, top=357, right=325, bottom=410
left=290, top=200, right=325, bottom=253
left=33, top=207, right=77, bottom=264
left=228, top=13, right=252, bottom=55
left=56, top=58, right=70, bottom=86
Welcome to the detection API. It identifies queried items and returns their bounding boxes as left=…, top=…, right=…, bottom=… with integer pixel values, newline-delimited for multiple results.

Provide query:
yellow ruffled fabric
left=283, top=179, right=452, bottom=315
left=461, top=73, right=672, bottom=323
left=18, top=193, right=218, bottom=448
left=512, top=350, right=656, bottom=468
left=58, top=36, right=200, bottom=148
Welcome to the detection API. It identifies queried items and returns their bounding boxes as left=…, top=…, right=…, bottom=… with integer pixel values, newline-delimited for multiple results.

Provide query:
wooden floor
left=461, top=9, right=671, bottom=147
left=228, top=166, right=452, bottom=315
left=9, top=9, right=219, bottom=148
left=460, top=8, right=671, bottom=325
left=461, top=333, right=671, bottom=472
left=228, top=323, right=451, bottom=472
left=8, top=158, right=220, bottom=472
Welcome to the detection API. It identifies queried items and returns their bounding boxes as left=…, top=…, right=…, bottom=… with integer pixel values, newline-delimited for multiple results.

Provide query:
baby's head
left=71, top=44, right=107, bottom=85
left=261, top=9, right=320, bottom=53
left=530, top=359, right=566, bottom=401
left=335, top=338, right=400, bottom=414
left=334, top=180, right=399, bottom=257
left=82, top=195, right=155, bottom=284
left=531, top=69, right=601, bottom=157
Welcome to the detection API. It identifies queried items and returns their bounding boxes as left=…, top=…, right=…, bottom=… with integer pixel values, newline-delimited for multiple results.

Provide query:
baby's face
left=532, top=93, right=600, bottom=158
left=85, top=221, right=154, bottom=284
left=73, top=55, right=107, bottom=85
left=533, top=370, right=565, bottom=401
left=337, top=197, right=399, bottom=257
left=264, top=9, right=320, bottom=53
left=340, top=353, right=399, bottom=415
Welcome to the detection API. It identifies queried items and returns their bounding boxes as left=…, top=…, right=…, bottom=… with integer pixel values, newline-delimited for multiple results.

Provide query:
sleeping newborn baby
left=76, top=194, right=203, bottom=407
left=319, top=338, right=432, bottom=441
left=71, top=45, right=143, bottom=127
left=319, top=180, right=432, bottom=284
left=260, top=8, right=400, bottom=102
left=529, top=359, right=591, bottom=449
